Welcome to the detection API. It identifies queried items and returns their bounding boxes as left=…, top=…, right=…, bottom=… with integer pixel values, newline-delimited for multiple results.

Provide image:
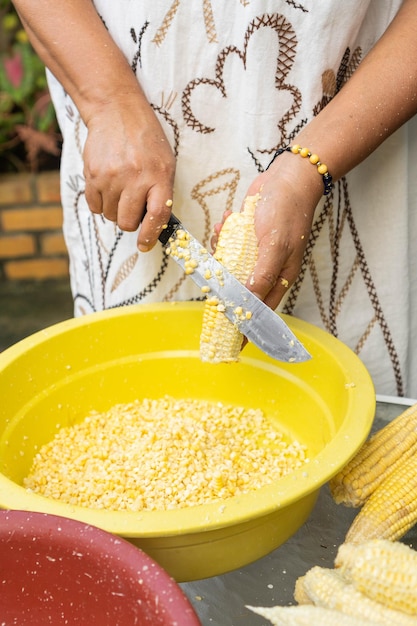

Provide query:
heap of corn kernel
left=24, top=396, right=308, bottom=512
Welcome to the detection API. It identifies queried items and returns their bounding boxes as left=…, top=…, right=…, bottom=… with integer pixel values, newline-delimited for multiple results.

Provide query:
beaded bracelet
left=267, top=145, right=333, bottom=196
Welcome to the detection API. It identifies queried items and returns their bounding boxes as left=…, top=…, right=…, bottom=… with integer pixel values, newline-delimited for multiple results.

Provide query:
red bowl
left=0, top=510, right=201, bottom=625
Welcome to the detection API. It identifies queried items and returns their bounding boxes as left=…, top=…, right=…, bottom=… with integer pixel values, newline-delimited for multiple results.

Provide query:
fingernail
left=138, top=244, right=150, bottom=253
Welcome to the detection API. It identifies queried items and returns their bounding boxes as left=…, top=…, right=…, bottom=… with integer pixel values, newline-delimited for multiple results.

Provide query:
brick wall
left=0, top=170, right=69, bottom=281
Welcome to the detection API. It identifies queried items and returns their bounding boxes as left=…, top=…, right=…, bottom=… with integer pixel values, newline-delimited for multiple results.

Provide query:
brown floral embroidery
left=182, top=12, right=300, bottom=149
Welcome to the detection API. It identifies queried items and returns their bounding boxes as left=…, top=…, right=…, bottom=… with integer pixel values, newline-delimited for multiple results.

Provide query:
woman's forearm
left=293, top=0, right=417, bottom=182
left=248, top=0, right=417, bottom=309
left=12, top=0, right=147, bottom=124
left=12, top=0, right=176, bottom=244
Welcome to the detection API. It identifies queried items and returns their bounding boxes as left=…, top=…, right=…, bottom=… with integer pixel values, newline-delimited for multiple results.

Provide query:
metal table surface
left=180, top=398, right=417, bottom=625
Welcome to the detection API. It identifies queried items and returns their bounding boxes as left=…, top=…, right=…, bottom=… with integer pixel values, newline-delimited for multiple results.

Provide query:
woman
left=12, top=0, right=417, bottom=395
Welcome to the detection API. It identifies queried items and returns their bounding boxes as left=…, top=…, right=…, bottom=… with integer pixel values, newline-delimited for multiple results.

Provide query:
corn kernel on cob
left=294, top=565, right=416, bottom=625
left=247, top=604, right=382, bottom=626
left=335, top=539, right=417, bottom=616
left=344, top=451, right=417, bottom=543
left=200, top=193, right=260, bottom=363
left=329, top=402, right=417, bottom=507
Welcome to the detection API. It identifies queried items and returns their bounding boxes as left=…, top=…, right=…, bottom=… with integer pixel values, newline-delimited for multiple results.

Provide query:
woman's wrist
left=267, top=145, right=333, bottom=197
left=265, top=144, right=325, bottom=205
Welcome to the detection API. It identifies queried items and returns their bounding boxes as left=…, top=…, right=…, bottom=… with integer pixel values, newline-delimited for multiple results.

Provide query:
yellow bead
left=291, top=144, right=300, bottom=154
left=318, top=163, right=328, bottom=175
left=299, top=147, right=310, bottom=158
left=309, top=153, right=320, bottom=165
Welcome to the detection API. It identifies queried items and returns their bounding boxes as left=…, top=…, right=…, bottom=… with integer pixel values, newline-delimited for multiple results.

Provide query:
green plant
left=0, top=1, right=61, bottom=172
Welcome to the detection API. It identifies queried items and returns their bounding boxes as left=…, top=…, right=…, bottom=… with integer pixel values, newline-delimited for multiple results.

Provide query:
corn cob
left=200, top=193, right=260, bottom=363
left=335, top=539, right=417, bottom=616
left=329, top=402, right=417, bottom=507
left=344, top=451, right=417, bottom=543
left=247, top=604, right=382, bottom=626
left=294, top=565, right=417, bottom=625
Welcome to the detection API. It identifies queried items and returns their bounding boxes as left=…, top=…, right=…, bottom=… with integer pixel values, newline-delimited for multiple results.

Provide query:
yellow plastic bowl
left=0, top=302, right=375, bottom=581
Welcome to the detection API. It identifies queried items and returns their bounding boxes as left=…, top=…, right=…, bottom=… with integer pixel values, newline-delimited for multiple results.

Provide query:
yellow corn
left=329, top=402, right=417, bottom=507
left=200, top=193, right=260, bottom=363
left=335, top=539, right=417, bottom=616
left=24, top=396, right=307, bottom=511
left=247, top=604, right=382, bottom=625
left=294, top=565, right=416, bottom=625
left=199, top=296, right=246, bottom=363
left=344, top=451, right=417, bottom=543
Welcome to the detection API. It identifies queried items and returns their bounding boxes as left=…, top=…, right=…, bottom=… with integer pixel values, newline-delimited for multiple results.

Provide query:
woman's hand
left=83, top=94, right=176, bottom=251
left=213, top=151, right=322, bottom=311
left=12, top=0, right=177, bottom=252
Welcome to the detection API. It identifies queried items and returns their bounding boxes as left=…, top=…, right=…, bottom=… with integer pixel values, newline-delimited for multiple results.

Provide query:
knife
left=157, top=212, right=311, bottom=363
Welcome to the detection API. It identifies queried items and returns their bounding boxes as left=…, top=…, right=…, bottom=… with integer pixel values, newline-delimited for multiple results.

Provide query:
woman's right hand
left=12, top=0, right=176, bottom=252
left=83, top=93, right=176, bottom=251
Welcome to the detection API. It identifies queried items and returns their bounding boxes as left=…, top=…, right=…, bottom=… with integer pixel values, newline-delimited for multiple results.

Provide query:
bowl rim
left=0, top=302, right=375, bottom=536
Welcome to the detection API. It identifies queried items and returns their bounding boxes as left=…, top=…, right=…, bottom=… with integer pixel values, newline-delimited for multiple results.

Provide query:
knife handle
left=142, top=205, right=182, bottom=246
left=158, top=213, right=182, bottom=246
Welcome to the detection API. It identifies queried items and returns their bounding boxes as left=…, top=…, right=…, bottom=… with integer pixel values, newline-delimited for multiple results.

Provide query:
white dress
left=47, top=0, right=417, bottom=397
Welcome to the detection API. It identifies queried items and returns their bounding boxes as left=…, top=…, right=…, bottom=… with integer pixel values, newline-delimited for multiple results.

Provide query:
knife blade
left=158, top=213, right=311, bottom=363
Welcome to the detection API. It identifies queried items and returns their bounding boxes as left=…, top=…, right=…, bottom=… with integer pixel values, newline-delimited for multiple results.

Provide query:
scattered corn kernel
left=175, top=229, right=187, bottom=240
left=184, top=257, right=199, bottom=275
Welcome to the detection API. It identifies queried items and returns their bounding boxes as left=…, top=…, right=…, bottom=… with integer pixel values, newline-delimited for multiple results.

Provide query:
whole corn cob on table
left=181, top=399, right=417, bottom=626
